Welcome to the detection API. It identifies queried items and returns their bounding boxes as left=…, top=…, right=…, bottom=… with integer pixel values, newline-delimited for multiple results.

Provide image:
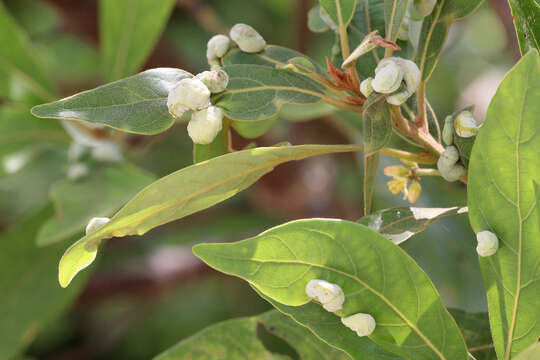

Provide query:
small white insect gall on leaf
left=85, top=217, right=110, bottom=236
left=305, top=279, right=345, bottom=312
left=187, top=106, right=224, bottom=145
left=414, top=0, right=437, bottom=17
left=195, top=70, right=229, bottom=93
left=454, top=111, right=479, bottom=138
left=476, top=231, right=499, bottom=257
left=360, top=78, right=374, bottom=98
left=341, top=313, right=376, bottom=337
left=206, top=34, right=230, bottom=60
left=167, top=78, right=211, bottom=117
left=372, top=59, right=404, bottom=94
left=230, top=24, right=266, bottom=53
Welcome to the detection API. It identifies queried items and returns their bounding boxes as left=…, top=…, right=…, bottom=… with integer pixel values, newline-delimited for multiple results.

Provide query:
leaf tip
left=58, top=240, right=99, bottom=288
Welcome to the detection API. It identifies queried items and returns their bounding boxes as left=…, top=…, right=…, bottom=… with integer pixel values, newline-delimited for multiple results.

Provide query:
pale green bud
left=341, top=313, right=376, bottom=337
left=440, top=163, right=466, bottom=182
left=195, top=70, right=229, bottom=93
left=386, top=90, right=410, bottom=106
left=230, top=24, right=266, bottom=53
left=210, top=64, right=222, bottom=71
left=437, top=146, right=460, bottom=172
left=360, top=77, right=374, bottom=97
left=442, top=116, right=454, bottom=146
left=91, top=143, right=123, bottom=163
left=397, top=13, right=410, bottom=41
left=319, top=7, right=338, bottom=32
left=454, top=111, right=479, bottom=138
left=206, top=34, right=230, bottom=60
left=187, top=106, right=223, bottom=144
left=85, top=217, right=110, bottom=235
left=372, top=59, right=404, bottom=94
left=67, top=162, right=89, bottom=181
left=167, top=78, right=211, bottom=117
left=414, top=0, right=437, bottom=17
left=399, top=58, right=421, bottom=95
left=476, top=231, right=499, bottom=257
left=306, top=279, right=345, bottom=312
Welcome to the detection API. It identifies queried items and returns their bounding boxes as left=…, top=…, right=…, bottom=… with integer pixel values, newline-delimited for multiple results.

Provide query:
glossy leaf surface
left=468, top=50, right=540, bottom=359
left=58, top=144, right=363, bottom=288
left=32, top=68, right=191, bottom=134
left=358, top=206, right=467, bottom=244
left=194, top=219, right=468, bottom=359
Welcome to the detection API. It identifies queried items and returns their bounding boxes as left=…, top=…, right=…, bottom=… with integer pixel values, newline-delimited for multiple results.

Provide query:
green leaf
left=416, top=0, right=484, bottom=81
left=363, top=153, right=379, bottom=215
left=514, top=342, right=540, bottom=360
left=507, top=0, right=540, bottom=54
left=358, top=206, right=467, bottom=244
left=223, top=45, right=325, bottom=75
left=308, top=5, right=331, bottom=33
left=232, top=116, right=278, bottom=139
left=363, top=94, right=392, bottom=154
left=31, top=68, right=191, bottom=135
left=448, top=309, right=496, bottom=360
left=258, top=310, right=352, bottom=360
left=0, top=206, right=88, bottom=359
left=255, top=288, right=400, bottom=359
left=193, top=128, right=229, bottom=163
left=384, top=0, right=411, bottom=42
left=0, top=2, right=56, bottom=102
left=99, top=0, right=176, bottom=81
left=194, top=219, right=468, bottom=359
left=212, top=64, right=327, bottom=122
left=467, top=49, right=540, bottom=359
left=319, top=0, right=358, bottom=28
left=37, top=164, right=156, bottom=246
left=0, top=105, right=68, bottom=158
left=58, top=144, right=363, bottom=288
left=153, top=317, right=290, bottom=360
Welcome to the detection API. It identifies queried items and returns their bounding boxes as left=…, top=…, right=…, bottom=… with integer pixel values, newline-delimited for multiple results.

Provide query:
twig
left=176, top=0, right=229, bottom=34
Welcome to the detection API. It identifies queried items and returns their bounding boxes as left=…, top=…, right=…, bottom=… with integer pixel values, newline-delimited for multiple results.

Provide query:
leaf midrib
left=217, top=255, right=448, bottom=359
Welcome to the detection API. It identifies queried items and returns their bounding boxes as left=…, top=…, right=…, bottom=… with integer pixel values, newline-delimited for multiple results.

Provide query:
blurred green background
left=0, top=0, right=519, bottom=358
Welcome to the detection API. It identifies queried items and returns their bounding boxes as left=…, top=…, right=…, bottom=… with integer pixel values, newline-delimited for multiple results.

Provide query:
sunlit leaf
left=308, top=5, right=331, bottom=33
left=194, top=219, right=468, bottom=359
left=31, top=68, right=192, bottom=135
left=358, top=206, right=467, bottom=244
left=507, top=0, right=540, bottom=54
left=363, top=94, right=392, bottom=154
left=448, top=309, right=496, bottom=360
left=58, top=144, right=363, bottom=288
left=384, top=0, right=411, bottom=42
left=468, top=49, right=540, bottom=359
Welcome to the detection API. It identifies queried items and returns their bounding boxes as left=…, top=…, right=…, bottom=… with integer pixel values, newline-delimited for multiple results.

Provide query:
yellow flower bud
left=384, top=165, right=409, bottom=177
left=407, top=181, right=422, bottom=203
left=387, top=177, right=408, bottom=195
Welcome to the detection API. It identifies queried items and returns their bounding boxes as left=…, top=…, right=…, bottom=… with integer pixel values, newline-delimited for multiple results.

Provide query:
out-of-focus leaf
left=37, top=164, right=155, bottom=246
left=515, top=343, right=540, bottom=360
left=31, top=68, right=191, bottom=135
left=99, top=0, right=176, bottom=81
left=213, top=64, right=327, bottom=122
left=153, top=317, right=290, bottom=360
left=358, top=206, right=467, bottom=244
left=507, top=0, right=540, bottom=54
left=319, top=0, right=358, bottom=28
left=58, top=144, right=363, bottom=288
left=384, top=0, right=411, bottom=42
left=194, top=219, right=468, bottom=359
left=0, top=2, right=56, bottom=102
left=0, top=206, right=88, bottom=359
left=223, top=45, right=325, bottom=75
left=258, top=310, right=351, bottom=360
left=0, top=105, right=68, bottom=157
left=416, top=0, right=484, bottom=81
left=280, top=103, right=335, bottom=121
left=468, top=50, right=540, bottom=359
left=232, top=116, right=277, bottom=139
left=363, top=94, right=392, bottom=153
left=448, top=309, right=496, bottom=360
left=308, top=5, right=331, bottom=33
left=5, top=0, right=60, bottom=37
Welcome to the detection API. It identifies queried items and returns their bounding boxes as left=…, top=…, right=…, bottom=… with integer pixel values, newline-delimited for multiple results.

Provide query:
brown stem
left=416, top=81, right=428, bottom=130
left=380, top=148, right=437, bottom=165
left=176, top=0, right=229, bottom=34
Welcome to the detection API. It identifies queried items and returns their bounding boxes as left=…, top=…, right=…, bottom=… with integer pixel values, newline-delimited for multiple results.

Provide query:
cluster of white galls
left=305, top=279, right=376, bottom=337
left=167, top=24, right=266, bottom=145
left=360, top=57, right=421, bottom=106
left=437, top=111, right=479, bottom=182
